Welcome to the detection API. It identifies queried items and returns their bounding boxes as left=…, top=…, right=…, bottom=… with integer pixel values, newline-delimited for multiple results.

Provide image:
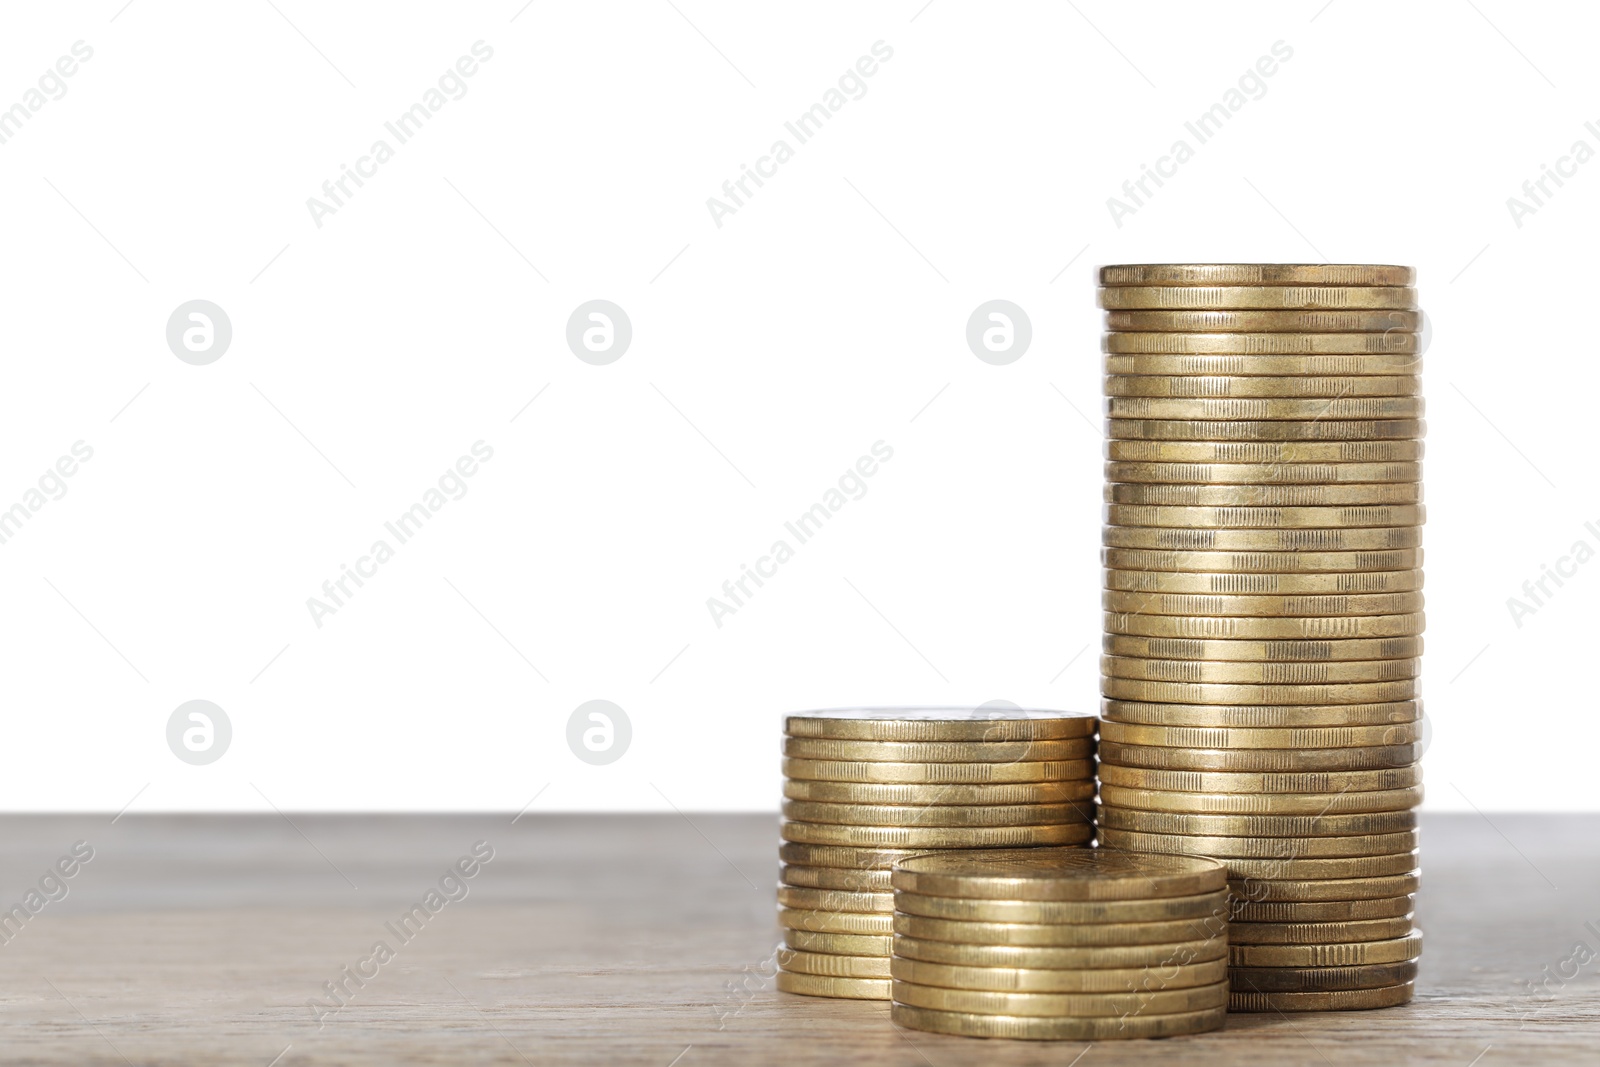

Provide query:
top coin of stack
left=777, top=708, right=1097, bottom=1000
left=1095, top=264, right=1424, bottom=1013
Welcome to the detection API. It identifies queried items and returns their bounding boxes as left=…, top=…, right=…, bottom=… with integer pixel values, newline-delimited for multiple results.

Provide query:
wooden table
left=1, top=812, right=1594, bottom=1064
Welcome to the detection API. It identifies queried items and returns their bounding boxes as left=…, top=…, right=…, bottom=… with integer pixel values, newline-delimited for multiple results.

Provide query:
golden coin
left=1234, top=870, right=1420, bottom=902
left=1102, top=698, right=1422, bottom=727
left=1105, top=374, right=1422, bottom=398
left=890, top=1001, right=1227, bottom=1040
left=1228, top=933, right=1424, bottom=968
left=1104, top=526, right=1423, bottom=551
left=891, top=955, right=1229, bottom=993
left=781, top=864, right=894, bottom=892
left=1100, top=653, right=1421, bottom=682
left=1098, top=742, right=1421, bottom=773
left=1229, top=981, right=1415, bottom=1012
left=1100, top=677, right=1419, bottom=705
left=1098, top=828, right=1419, bottom=860
left=1107, top=462, right=1423, bottom=487
left=1106, top=438, right=1424, bottom=462
left=892, top=888, right=1229, bottom=924
left=891, top=847, right=1226, bottom=900
left=1229, top=915, right=1413, bottom=944
left=782, top=736, right=1093, bottom=763
left=892, top=934, right=1228, bottom=970
left=784, top=779, right=1097, bottom=806
left=1223, top=851, right=1422, bottom=880
left=1105, top=613, right=1425, bottom=641
left=1108, top=417, right=1425, bottom=442
left=784, top=708, right=1096, bottom=742
left=892, top=913, right=1224, bottom=948
left=1104, top=504, right=1426, bottom=530
left=1099, top=807, right=1417, bottom=838
left=1106, top=482, right=1423, bottom=507
left=1105, top=309, right=1422, bottom=332
left=1231, top=895, right=1416, bottom=923
left=1106, top=396, right=1424, bottom=422
left=779, top=843, right=925, bottom=870
left=1099, top=286, right=1416, bottom=311
left=1097, top=765, right=1422, bottom=793
left=1105, top=566, right=1424, bottom=594
left=776, top=885, right=893, bottom=913
left=1098, top=721, right=1423, bottom=748
left=781, top=799, right=1094, bottom=828
left=778, top=948, right=892, bottom=978
left=1104, top=354, right=1423, bottom=378
left=1098, top=784, right=1424, bottom=816
left=1104, top=331, right=1419, bottom=355
left=1102, top=591, right=1425, bottom=620
left=1099, top=264, right=1415, bottom=287
left=775, top=971, right=890, bottom=999
left=783, top=929, right=892, bottom=955
left=1102, top=633, right=1423, bottom=661
left=891, top=978, right=1229, bottom=1017
left=781, top=821, right=1095, bottom=849
left=1228, top=960, right=1417, bottom=992
left=782, top=757, right=1094, bottom=784
left=778, top=907, right=892, bottom=935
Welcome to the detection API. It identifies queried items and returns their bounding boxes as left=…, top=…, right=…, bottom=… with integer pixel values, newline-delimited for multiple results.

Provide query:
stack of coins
left=889, top=849, right=1230, bottom=1039
left=777, top=709, right=1097, bottom=1000
left=1095, top=264, right=1424, bottom=1013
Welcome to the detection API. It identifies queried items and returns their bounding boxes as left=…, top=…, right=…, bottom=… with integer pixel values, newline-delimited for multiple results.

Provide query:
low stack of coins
left=1095, top=264, right=1425, bottom=1012
left=889, top=849, right=1230, bottom=1039
left=777, top=709, right=1097, bottom=1000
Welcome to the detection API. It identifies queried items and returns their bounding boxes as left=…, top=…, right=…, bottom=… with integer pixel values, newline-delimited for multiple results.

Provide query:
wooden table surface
left=0, top=812, right=1594, bottom=1065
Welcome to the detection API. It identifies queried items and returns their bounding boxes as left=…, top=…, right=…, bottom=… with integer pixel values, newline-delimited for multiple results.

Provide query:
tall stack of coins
left=1095, top=264, right=1424, bottom=1012
left=889, top=849, right=1230, bottom=1039
left=777, top=709, right=1097, bottom=1000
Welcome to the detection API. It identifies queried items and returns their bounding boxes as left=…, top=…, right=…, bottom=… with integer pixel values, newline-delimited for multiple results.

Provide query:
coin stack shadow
left=1094, top=263, right=1425, bottom=1013
left=777, top=710, right=1098, bottom=1000
left=888, top=849, right=1230, bottom=1039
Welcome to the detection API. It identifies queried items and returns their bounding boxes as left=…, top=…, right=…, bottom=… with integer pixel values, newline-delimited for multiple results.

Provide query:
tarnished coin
left=1098, top=828, right=1419, bottom=860
left=1096, top=764, right=1422, bottom=793
left=1105, top=438, right=1424, bottom=462
left=1108, top=418, right=1425, bottom=442
left=784, top=708, right=1096, bottom=742
left=781, top=864, right=894, bottom=892
left=1104, top=354, right=1423, bottom=378
left=1229, top=980, right=1415, bottom=1011
left=1228, top=915, right=1413, bottom=944
left=1103, top=331, right=1419, bottom=354
left=891, top=955, right=1229, bottom=993
left=784, top=778, right=1097, bottom=806
left=892, top=912, right=1226, bottom=947
left=1099, top=677, right=1419, bottom=705
left=890, top=847, right=1227, bottom=901
left=779, top=843, right=924, bottom=870
left=1098, top=720, right=1423, bottom=748
left=781, top=821, right=1095, bottom=849
left=1101, top=652, right=1421, bottom=681
left=892, top=934, right=1228, bottom=970
left=890, top=1002, right=1227, bottom=1040
left=1098, top=285, right=1416, bottom=310
left=1227, top=960, right=1418, bottom=992
left=1232, top=871, right=1421, bottom=902
left=1098, top=264, right=1415, bottom=287
left=1230, top=895, right=1416, bottom=924
left=1104, top=525, right=1423, bottom=551
left=1105, top=374, right=1421, bottom=397
left=1104, top=309, right=1422, bottom=332
left=776, top=885, right=892, bottom=913
left=1104, top=504, right=1426, bottom=530
left=783, top=929, right=892, bottom=955
left=778, top=948, right=892, bottom=979
left=776, top=971, right=890, bottom=999
left=1098, top=784, right=1424, bottom=815
left=1105, top=482, right=1423, bottom=506
left=782, top=757, right=1095, bottom=784
left=1099, top=807, right=1418, bottom=838
left=1096, top=741, right=1422, bottom=773
left=891, top=978, right=1229, bottom=1017
left=1102, top=634, right=1423, bottom=661
left=1106, top=396, right=1424, bottom=421
left=781, top=799, right=1093, bottom=828
left=892, top=888, right=1229, bottom=925
left=778, top=907, right=892, bottom=935
left=1101, top=698, right=1422, bottom=727
left=782, top=737, right=1093, bottom=763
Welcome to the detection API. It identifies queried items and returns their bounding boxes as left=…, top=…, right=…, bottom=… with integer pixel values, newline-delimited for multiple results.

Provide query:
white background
left=0, top=1, right=1594, bottom=812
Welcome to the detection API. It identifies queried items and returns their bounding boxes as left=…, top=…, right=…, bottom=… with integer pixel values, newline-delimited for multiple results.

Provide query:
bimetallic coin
left=1099, top=677, right=1419, bottom=705
left=1104, top=374, right=1421, bottom=397
left=776, top=885, right=892, bottom=913
left=783, top=929, right=892, bottom=955
left=1104, top=354, right=1424, bottom=378
left=781, top=864, right=894, bottom=892
left=784, top=708, right=1096, bottom=742
left=1103, top=331, right=1419, bottom=355
left=1097, top=784, right=1424, bottom=815
left=1098, top=721, right=1424, bottom=748
left=1230, top=895, right=1416, bottom=923
left=781, top=799, right=1093, bottom=828
left=783, top=778, right=1097, bottom=806
left=889, top=848, right=1227, bottom=901
left=781, top=821, right=1095, bottom=849
left=782, top=737, right=1093, bottom=763
left=1227, top=960, right=1418, bottom=992
left=1101, top=698, right=1422, bottom=727
left=891, top=978, right=1229, bottom=1017
left=890, top=1002, right=1227, bottom=1040
left=892, top=888, right=1229, bottom=925
left=1101, top=651, right=1422, bottom=680
left=1231, top=871, right=1421, bottom=902
left=1106, top=396, right=1424, bottom=421
left=778, top=907, right=891, bottom=935
left=1098, top=264, right=1415, bottom=287
left=1097, top=806, right=1419, bottom=837
left=1106, top=438, right=1424, bottom=462
left=892, top=934, right=1228, bottom=970
left=1105, top=482, right=1423, bottom=506
left=1104, top=504, right=1426, bottom=530
left=779, top=843, right=924, bottom=870
left=1108, top=418, right=1425, bottom=442
left=1096, top=765, right=1422, bottom=793
left=1098, top=828, right=1419, bottom=860
left=782, top=757, right=1095, bottom=784
left=1097, top=741, right=1422, bottom=773
left=1229, top=915, right=1414, bottom=944
left=892, top=913, right=1226, bottom=948
left=778, top=948, right=891, bottom=979
left=891, top=955, right=1229, bottom=993
left=1105, top=309, right=1422, bottom=332
left=776, top=971, right=890, bottom=999
left=1229, top=981, right=1415, bottom=1011
left=1104, top=525, right=1423, bottom=551
left=1101, top=634, right=1423, bottom=661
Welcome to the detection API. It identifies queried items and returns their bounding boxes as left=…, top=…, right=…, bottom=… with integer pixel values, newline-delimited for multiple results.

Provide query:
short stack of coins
left=777, top=709, right=1097, bottom=1000
left=889, top=849, right=1230, bottom=1039
left=1095, top=264, right=1424, bottom=1012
